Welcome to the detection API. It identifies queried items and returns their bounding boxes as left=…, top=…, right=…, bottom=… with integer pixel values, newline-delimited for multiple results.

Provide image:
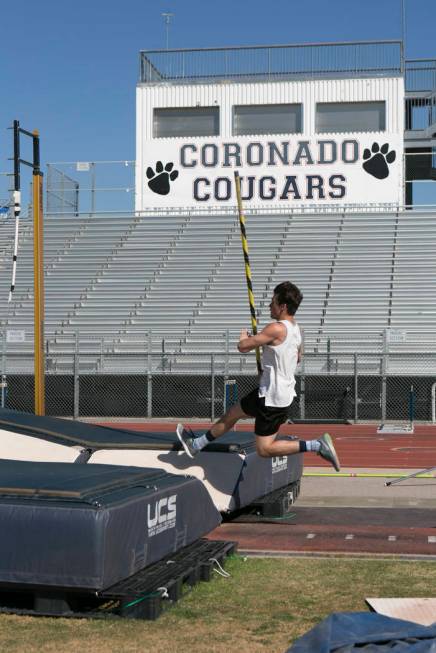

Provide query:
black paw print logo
left=362, top=142, right=396, bottom=180
left=147, top=161, right=179, bottom=195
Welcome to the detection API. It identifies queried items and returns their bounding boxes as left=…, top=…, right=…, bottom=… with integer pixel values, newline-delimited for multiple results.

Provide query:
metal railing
left=43, top=153, right=436, bottom=215
left=405, top=93, right=436, bottom=132
left=45, top=160, right=135, bottom=216
left=140, top=41, right=403, bottom=85
left=3, top=329, right=436, bottom=358
left=0, top=348, right=434, bottom=422
left=405, top=59, right=436, bottom=93
left=46, top=165, right=79, bottom=216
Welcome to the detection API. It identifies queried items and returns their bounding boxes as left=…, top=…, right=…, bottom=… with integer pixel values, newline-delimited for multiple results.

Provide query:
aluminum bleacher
left=321, top=213, right=398, bottom=331
left=1, top=208, right=436, bottom=373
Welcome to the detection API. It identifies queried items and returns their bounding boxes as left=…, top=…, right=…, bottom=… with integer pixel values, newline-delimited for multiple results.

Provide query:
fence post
left=90, top=162, right=96, bottom=216
left=73, top=330, right=79, bottom=419
left=147, top=331, right=152, bottom=418
left=211, top=353, right=215, bottom=422
left=381, top=330, right=387, bottom=422
left=299, top=347, right=306, bottom=419
left=100, top=338, right=104, bottom=372
left=1, top=331, right=6, bottom=409
left=161, top=337, right=166, bottom=371
left=354, top=352, right=358, bottom=423
left=224, top=329, right=229, bottom=378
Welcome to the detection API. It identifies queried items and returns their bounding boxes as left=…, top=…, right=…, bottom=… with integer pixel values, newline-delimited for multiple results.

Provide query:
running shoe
left=176, top=423, right=198, bottom=458
left=318, top=433, right=340, bottom=472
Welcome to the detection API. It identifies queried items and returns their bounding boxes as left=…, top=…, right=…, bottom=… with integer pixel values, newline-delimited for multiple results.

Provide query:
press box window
left=153, top=107, right=220, bottom=138
left=316, top=102, right=386, bottom=133
left=233, top=104, right=302, bottom=136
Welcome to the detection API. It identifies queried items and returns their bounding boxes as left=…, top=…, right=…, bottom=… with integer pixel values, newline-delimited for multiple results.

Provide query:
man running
left=176, top=281, right=340, bottom=471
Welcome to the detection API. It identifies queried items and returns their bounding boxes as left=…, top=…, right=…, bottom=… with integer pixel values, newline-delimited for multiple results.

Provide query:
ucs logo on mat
left=272, top=456, right=288, bottom=474
left=147, top=495, right=177, bottom=536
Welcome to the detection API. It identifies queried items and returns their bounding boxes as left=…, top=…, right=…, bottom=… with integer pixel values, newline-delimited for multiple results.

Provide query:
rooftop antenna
left=401, top=0, right=406, bottom=56
left=161, top=12, right=174, bottom=50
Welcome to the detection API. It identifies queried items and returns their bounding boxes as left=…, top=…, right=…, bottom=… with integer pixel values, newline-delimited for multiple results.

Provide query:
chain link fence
left=2, top=341, right=436, bottom=422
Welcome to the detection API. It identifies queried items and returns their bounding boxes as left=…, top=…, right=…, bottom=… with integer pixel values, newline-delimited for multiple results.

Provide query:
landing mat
left=0, top=459, right=221, bottom=590
left=0, top=408, right=257, bottom=452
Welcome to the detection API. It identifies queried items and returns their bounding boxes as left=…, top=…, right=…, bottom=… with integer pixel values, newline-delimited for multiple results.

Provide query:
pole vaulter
left=234, top=170, right=262, bottom=375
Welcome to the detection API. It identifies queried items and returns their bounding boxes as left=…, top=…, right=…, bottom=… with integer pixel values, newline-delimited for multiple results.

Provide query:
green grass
left=1, top=556, right=435, bottom=653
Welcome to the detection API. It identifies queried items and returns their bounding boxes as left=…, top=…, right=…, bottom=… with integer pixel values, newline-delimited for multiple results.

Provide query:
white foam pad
left=0, top=428, right=81, bottom=463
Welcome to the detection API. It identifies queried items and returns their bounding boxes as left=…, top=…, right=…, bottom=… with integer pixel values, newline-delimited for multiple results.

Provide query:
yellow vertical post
left=33, top=130, right=45, bottom=415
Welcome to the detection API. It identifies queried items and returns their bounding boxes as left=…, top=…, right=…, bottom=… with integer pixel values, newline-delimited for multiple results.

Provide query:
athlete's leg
left=208, top=402, right=249, bottom=439
left=255, top=432, right=341, bottom=471
left=176, top=403, right=250, bottom=458
left=255, top=433, right=300, bottom=457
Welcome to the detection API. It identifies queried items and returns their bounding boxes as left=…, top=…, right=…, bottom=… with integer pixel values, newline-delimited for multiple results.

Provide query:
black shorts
left=240, top=388, right=290, bottom=437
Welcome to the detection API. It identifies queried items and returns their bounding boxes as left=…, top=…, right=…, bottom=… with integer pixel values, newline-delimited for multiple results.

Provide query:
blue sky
left=0, top=0, right=435, bottom=205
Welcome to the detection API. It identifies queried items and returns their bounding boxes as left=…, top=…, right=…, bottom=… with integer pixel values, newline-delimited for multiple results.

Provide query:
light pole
left=401, top=0, right=406, bottom=54
left=162, top=12, right=174, bottom=50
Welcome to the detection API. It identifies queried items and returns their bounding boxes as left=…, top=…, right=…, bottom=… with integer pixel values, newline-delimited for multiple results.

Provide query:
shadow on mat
left=156, top=450, right=244, bottom=496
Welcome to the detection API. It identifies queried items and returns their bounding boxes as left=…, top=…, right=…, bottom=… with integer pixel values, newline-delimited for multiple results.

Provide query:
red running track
left=208, top=522, right=436, bottom=557
left=100, top=421, right=436, bottom=469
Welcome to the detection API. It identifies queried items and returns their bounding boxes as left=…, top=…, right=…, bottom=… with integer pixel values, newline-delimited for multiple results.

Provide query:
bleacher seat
left=2, top=208, right=436, bottom=373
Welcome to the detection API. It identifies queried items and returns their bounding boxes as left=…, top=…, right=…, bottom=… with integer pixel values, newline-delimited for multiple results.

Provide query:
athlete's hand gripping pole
left=234, top=170, right=262, bottom=376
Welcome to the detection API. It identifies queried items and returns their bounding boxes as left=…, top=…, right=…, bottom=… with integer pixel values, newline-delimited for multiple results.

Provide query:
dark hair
left=274, top=281, right=303, bottom=315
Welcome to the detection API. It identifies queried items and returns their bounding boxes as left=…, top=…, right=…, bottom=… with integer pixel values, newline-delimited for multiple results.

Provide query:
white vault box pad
left=0, top=428, right=81, bottom=463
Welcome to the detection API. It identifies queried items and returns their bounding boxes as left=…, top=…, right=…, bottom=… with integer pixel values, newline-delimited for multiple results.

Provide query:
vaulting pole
left=234, top=171, right=262, bottom=375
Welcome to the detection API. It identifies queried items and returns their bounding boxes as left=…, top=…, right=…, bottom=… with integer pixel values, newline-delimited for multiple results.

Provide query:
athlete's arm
left=297, top=345, right=303, bottom=364
left=297, top=325, right=303, bottom=363
left=237, top=322, right=285, bottom=353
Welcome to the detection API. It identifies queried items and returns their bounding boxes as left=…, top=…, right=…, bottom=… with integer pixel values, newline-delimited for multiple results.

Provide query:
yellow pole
left=234, top=171, right=262, bottom=375
left=33, top=130, right=45, bottom=415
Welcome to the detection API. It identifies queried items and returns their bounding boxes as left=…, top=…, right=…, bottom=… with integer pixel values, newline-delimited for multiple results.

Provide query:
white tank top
left=258, top=320, right=301, bottom=408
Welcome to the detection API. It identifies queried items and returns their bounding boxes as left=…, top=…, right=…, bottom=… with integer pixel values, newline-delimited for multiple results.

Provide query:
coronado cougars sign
left=137, top=135, right=402, bottom=210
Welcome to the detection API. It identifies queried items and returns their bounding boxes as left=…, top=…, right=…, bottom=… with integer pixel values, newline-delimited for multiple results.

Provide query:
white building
left=135, top=41, right=416, bottom=212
